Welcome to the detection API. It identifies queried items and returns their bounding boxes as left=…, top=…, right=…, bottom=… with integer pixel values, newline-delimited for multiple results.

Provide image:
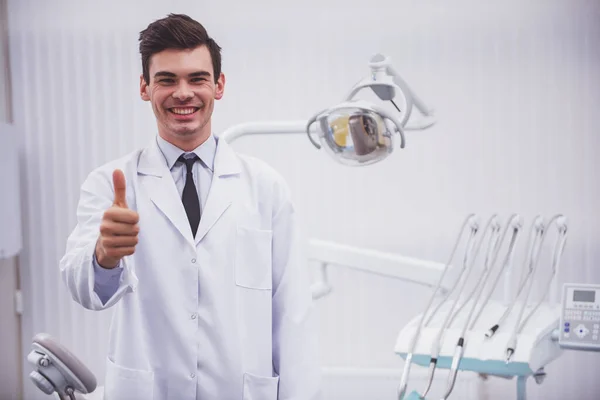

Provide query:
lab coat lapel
left=195, top=138, right=242, bottom=245
left=137, top=138, right=196, bottom=249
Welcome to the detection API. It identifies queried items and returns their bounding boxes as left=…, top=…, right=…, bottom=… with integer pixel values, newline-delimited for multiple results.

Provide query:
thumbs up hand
left=95, top=169, right=140, bottom=269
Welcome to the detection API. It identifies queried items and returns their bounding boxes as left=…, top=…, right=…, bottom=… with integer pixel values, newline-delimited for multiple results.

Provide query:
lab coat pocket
left=104, top=357, right=154, bottom=400
left=243, top=372, right=279, bottom=400
left=235, top=226, right=273, bottom=290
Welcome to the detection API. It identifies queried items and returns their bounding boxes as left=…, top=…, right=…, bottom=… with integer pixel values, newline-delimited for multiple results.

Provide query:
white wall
left=0, top=1, right=23, bottom=399
left=0, top=0, right=10, bottom=121
left=7, top=0, right=600, bottom=399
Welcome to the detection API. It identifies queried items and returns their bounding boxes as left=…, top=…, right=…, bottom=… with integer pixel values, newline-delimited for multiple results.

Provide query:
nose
left=172, top=82, right=194, bottom=101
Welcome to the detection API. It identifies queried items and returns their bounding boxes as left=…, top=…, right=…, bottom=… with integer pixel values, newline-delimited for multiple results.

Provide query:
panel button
left=575, top=324, right=590, bottom=338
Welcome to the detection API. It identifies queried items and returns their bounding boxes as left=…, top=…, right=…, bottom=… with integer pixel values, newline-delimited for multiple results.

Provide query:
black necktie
left=178, top=154, right=201, bottom=237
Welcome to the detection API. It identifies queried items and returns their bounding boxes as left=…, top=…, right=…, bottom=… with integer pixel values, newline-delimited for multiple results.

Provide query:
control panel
left=559, top=283, right=600, bottom=351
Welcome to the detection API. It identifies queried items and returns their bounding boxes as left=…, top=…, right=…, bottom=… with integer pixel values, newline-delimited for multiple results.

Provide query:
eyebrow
left=154, top=71, right=212, bottom=79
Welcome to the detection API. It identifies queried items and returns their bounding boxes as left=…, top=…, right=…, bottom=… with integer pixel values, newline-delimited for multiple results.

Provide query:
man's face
left=140, top=45, right=224, bottom=144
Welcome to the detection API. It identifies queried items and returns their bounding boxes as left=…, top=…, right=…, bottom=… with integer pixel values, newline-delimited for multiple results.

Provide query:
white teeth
left=171, top=107, right=197, bottom=115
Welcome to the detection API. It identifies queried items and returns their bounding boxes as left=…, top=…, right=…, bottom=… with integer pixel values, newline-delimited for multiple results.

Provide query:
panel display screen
left=573, top=290, right=596, bottom=303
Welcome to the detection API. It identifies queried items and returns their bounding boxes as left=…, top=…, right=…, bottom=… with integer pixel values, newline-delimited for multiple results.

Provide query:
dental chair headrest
left=28, top=333, right=97, bottom=397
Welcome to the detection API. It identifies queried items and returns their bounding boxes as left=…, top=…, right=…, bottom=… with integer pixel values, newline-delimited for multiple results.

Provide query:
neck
left=159, top=126, right=211, bottom=152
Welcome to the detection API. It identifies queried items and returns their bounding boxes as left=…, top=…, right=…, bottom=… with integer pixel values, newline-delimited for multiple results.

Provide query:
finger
left=105, top=208, right=139, bottom=224
left=100, top=220, right=139, bottom=236
left=112, top=169, right=128, bottom=208
left=102, top=235, right=139, bottom=248
left=103, top=246, right=136, bottom=259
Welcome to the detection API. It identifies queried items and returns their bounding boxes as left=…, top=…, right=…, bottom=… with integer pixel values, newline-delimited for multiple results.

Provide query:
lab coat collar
left=137, top=135, right=241, bottom=177
left=137, top=134, right=242, bottom=248
left=212, top=136, right=242, bottom=177
left=194, top=136, right=241, bottom=243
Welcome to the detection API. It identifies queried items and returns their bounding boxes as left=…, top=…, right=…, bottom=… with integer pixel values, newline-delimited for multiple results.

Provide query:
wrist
left=95, top=242, right=119, bottom=269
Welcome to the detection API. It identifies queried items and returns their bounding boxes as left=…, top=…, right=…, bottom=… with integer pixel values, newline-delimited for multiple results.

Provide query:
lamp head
left=306, top=54, right=434, bottom=166
left=306, top=100, right=403, bottom=166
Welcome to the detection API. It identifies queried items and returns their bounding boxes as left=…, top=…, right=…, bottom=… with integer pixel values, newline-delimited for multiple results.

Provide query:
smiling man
left=60, top=14, right=321, bottom=400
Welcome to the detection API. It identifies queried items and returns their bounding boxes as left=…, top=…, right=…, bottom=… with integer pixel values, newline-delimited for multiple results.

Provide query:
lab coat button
left=191, top=258, right=196, bottom=263
left=191, top=313, right=197, bottom=319
left=190, top=373, right=196, bottom=379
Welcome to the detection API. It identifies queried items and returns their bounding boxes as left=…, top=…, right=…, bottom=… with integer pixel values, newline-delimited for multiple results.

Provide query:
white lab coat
left=60, top=137, right=321, bottom=400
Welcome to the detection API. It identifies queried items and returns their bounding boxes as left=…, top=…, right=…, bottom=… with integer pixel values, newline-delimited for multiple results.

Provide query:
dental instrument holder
left=394, top=215, right=582, bottom=400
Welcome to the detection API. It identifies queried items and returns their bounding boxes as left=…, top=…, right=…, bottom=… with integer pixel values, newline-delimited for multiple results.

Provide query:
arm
left=60, top=168, right=139, bottom=310
left=271, top=183, right=322, bottom=400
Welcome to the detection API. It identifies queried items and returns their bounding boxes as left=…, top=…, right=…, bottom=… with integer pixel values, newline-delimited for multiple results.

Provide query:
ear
left=214, top=72, right=225, bottom=100
left=140, top=74, right=150, bottom=101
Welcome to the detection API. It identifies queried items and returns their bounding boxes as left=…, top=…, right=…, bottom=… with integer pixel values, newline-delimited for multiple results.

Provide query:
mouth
left=167, top=106, right=201, bottom=118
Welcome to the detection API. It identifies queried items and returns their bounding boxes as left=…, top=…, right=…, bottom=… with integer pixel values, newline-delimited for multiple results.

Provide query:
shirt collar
left=156, top=134, right=217, bottom=172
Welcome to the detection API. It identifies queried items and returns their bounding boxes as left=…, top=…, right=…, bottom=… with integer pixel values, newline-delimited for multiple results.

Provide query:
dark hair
left=139, top=14, right=222, bottom=84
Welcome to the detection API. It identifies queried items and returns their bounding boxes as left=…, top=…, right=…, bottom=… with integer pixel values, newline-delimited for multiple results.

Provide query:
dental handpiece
left=485, top=217, right=545, bottom=339
left=418, top=216, right=498, bottom=399
left=440, top=218, right=506, bottom=400
left=469, top=215, right=523, bottom=330
left=517, top=224, right=567, bottom=332
left=397, top=214, right=479, bottom=400
left=416, top=232, right=478, bottom=399
left=506, top=215, right=567, bottom=362
left=445, top=221, right=502, bottom=328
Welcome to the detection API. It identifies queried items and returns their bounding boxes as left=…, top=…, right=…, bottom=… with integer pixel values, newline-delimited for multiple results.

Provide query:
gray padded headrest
left=32, top=333, right=97, bottom=393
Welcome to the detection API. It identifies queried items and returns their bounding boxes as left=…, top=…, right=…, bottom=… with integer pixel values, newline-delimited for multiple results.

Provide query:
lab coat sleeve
left=60, top=168, right=138, bottom=310
left=92, top=254, right=123, bottom=305
left=271, top=183, right=322, bottom=400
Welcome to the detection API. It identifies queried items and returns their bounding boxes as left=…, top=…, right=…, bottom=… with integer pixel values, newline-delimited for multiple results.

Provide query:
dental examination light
left=305, top=53, right=436, bottom=166
left=222, top=53, right=435, bottom=166
left=222, top=55, right=442, bottom=295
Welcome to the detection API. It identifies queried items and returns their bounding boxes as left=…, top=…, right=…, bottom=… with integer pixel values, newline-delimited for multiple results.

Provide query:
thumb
left=112, top=169, right=128, bottom=208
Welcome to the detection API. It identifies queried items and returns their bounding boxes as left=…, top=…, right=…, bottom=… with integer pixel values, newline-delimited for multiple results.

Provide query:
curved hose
left=396, top=214, right=479, bottom=400
left=418, top=215, right=498, bottom=399
left=485, top=216, right=545, bottom=338
left=505, top=214, right=564, bottom=362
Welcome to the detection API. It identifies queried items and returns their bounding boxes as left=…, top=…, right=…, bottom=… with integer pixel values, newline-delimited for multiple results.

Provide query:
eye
left=191, top=77, right=207, bottom=83
left=158, top=79, right=175, bottom=84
